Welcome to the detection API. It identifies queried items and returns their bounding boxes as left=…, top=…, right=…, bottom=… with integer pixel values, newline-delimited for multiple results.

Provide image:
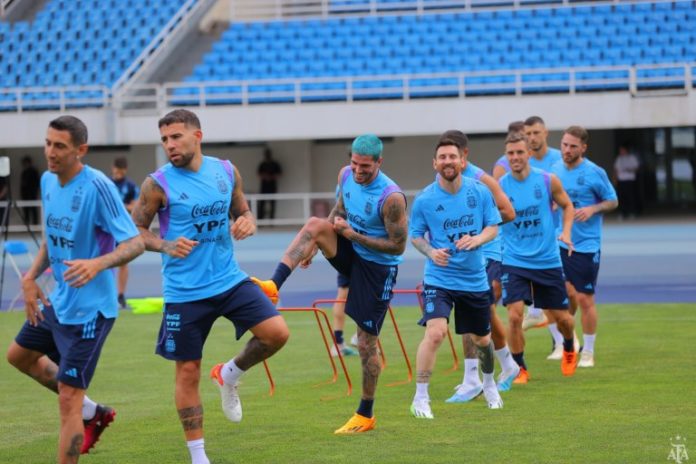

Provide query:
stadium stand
left=172, top=0, right=696, bottom=104
left=1, top=0, right=695, bottom=109
left=0, top=0, right=188, bottom=110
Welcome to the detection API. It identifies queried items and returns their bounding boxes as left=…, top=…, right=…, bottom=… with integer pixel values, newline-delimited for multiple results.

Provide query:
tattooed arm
left=63, top=233, right=145, bottom=289
left=131, top=177, right=198, bottom=257
left=229, top=166, right=256, bottom=241
left=327, top=167, right=349, bottom=224
left=334, top=193, right=408, bottom=255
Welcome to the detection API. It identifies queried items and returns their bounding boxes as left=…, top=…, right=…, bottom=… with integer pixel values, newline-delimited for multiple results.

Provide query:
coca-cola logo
left=191, top=200, right=228, bottom=218
left=443, top=214, right=474, bottom=230
left=347, top=212, right=367, bottom=229
left=515, top=205, right=540, bottom=218
left=46, top=214, right=73, bottom=232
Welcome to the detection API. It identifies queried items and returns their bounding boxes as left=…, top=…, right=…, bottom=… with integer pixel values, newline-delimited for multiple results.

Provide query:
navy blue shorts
left=156, top=278, right=280, bottom=361
left=501, top=265, right=569, bottom=310
left=560, top=248, right=600, bottom=295
left=15, top=305, right=115, bottom=389
left=336, top=272, right=350, bottom=288
left=327, top=235, right=398, bottom=335
left=486, top=258, right=502, bottom=285
left=419, top=285, right=492, bottom=336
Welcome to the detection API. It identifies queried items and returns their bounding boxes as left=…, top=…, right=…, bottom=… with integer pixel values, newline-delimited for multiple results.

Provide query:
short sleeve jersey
left=551, top=158, right=617, bottom=253
left=410, top=177, right=501, bottom=291
left=41, top=166, right=139, bottom=324
left=112, top=177, right=139, bottom=205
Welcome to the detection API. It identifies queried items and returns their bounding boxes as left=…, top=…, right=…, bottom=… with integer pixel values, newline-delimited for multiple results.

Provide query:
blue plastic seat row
left=0, top=0, right=185, bottom=93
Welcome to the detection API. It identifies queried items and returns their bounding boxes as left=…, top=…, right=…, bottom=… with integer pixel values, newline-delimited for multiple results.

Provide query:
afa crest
left=466, top=189, right=477, bottom=209
left=215, top=173, right=228, bottom=194
left=71, top=189, right=83, bottom=212
left=577, top=174, right=586, bottom=186
left=534, top=184, right=542, bottom=200
left=365, top=202, right=373, bottom=215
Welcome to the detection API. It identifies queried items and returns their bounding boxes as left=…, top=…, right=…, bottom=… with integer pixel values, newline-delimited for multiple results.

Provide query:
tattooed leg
left=57, top=383, right=85, bottom=464
left=175, top=360, right=204, bottom=441
left=357, top=330, right=381, bottom=400
left=6, top=343, right=60, bottom=392
left=178, top=405, right=204, bottom=433
left=235, top=316, right=289, bottom=371
left=280, top=218, right=337, bottom=269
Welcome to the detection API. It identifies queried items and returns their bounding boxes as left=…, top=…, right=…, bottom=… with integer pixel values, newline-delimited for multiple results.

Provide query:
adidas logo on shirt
left=436, top=205, right=445, bottom=212
left=179, top=192, right=189, bottom=201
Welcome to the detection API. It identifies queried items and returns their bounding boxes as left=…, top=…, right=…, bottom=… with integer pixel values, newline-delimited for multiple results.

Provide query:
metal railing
left=117, top=62, right=696, bottom=110
left=1, top=62, right=693, bottom=113
left=228, top=0, right=639, bottom=20
left=1, top=191, right=422, bottom=233
left=0, top=85, right=110, bottom=113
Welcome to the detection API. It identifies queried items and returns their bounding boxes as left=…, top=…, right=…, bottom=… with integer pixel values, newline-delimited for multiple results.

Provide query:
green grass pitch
left=1, top=303, right=694, bottom=463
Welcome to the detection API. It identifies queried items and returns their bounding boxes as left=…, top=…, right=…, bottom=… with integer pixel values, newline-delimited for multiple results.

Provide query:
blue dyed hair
left=351, top=134, right=383, bottom=160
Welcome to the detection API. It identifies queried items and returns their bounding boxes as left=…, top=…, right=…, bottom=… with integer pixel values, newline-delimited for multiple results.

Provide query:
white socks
left=222, top=359, right=245, bottom=386
left=494, top=345, right=517, bottom=372
left=463, top=358, right=481, bottom=386
left=527, top=306, right=543, bottom=318
left=187, top=438, right=210, bottom=464
left=583, top=334, right=596, bottom=353
left=415, top=382, right=429, bottom=400
left=82, top=395, right=97, bottom=421
left=548, top=323, right=564, bottom=347
left=482, top=372, right=496, bottom=388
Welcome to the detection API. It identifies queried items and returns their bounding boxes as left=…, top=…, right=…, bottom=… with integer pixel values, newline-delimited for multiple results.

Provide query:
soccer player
left=110, top=157, right=139, bottom=309
left=492, top=120, right=525, bottom=180
left=552, top=126, right=618, bottom=367
left=431, top=131, right=520, bottom=403
left=409, top=133, right=504, bottom=418
left=131, top=109, right=289, bottom=464
left=493, top=117, right=568, bottom=356
left=6, top=115, right=145, bottom=463
left=499, top=131, right=578, bottom=382
left=252, top=134, right=408, bottom=434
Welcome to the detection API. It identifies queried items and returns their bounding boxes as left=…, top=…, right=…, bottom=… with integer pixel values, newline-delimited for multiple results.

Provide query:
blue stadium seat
left=0, top=0, right=186, bottom=100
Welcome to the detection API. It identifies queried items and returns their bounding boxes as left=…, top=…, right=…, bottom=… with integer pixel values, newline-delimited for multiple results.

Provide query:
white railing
left=229, top=0, right=639, bottom=20
left=1, top=63, right=694, bottom=113
left=0, top=192, right=422, bottom=233
left=116, top=62, right=696, bottom=110
left=0, top=85, right=110, bottom=113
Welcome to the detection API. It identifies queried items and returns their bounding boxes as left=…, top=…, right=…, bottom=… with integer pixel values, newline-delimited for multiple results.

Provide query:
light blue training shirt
left=41, top=166, right=139, bottom=324
left=410, top=176, right=501, bottom=291
left=151, top=155, right=247, bottom=303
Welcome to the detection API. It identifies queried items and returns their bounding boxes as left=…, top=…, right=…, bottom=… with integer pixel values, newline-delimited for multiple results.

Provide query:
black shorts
left=560, top=248, right=600, bottom=295
left=501, top=264, right=569, bottom=310
left=327, top=235, right=398, bottom=335
left=156, top=279, right=280, bottom=361
left=15, top=305, right=115, bottom=389
left=336, top=272, right=350, bottom=288
left=419, top=285, right=492, bottom=336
